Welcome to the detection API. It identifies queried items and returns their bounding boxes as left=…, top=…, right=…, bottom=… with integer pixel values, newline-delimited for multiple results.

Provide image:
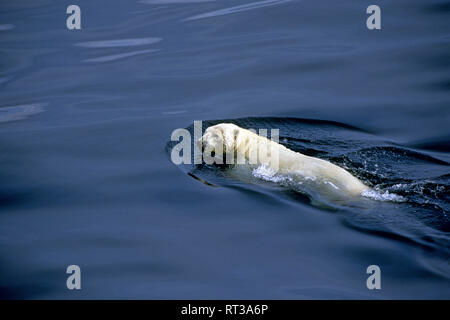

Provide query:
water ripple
left=83, top=49, right=160, bottom=63
left=0, top=24, right=15, bottom=31
left=141, top=0, right=215, bottom=4
left=0, top=103, right=46, bottom=123
left=76, top=37, right=161, bottom=48
left=184, top=0, right=293, bottom=21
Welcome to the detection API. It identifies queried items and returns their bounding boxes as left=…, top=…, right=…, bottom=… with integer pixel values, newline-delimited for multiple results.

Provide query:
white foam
left=252, top=164, right=293, bottom=184
left=253, top=165, right=406, bottom=203
left=362, top=189, right=406, bottom=202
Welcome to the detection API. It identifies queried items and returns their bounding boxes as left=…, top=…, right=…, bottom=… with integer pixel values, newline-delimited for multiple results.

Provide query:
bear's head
left=197, top=123, right=240, bottom=159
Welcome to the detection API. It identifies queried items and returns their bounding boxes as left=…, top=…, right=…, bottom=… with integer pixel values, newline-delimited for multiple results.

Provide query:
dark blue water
left=0, top=0, right=449, bottom=299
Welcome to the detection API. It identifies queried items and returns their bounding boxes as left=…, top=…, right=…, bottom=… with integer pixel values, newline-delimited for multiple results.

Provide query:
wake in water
left=166, top=117, right=450, bottom=255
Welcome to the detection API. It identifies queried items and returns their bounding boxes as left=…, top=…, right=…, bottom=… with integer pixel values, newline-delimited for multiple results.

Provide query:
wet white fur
left=199, top=123, right=370, bottom=197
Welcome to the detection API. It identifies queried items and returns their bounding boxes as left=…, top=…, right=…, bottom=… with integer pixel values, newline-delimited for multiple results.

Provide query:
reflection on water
left=0, top=24, right=15, bottom=31
left=0, top=0, right=449, bottom=299
left=76, top=37, right=161, bottom=48
left=0, top=103, right=46, bottom=123
left=141, top=0, right=215, bottom=4
left=83, top=49, right=160, bottom=63
left=183, top=0, right=293, bottom=21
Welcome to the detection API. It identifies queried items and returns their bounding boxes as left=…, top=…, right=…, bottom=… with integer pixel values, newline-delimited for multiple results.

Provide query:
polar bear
left=198, top=123, right=370, bottom=197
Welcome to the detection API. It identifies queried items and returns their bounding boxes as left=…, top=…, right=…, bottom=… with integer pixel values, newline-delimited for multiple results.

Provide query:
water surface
left=0, top=0, right=449, bottom=299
